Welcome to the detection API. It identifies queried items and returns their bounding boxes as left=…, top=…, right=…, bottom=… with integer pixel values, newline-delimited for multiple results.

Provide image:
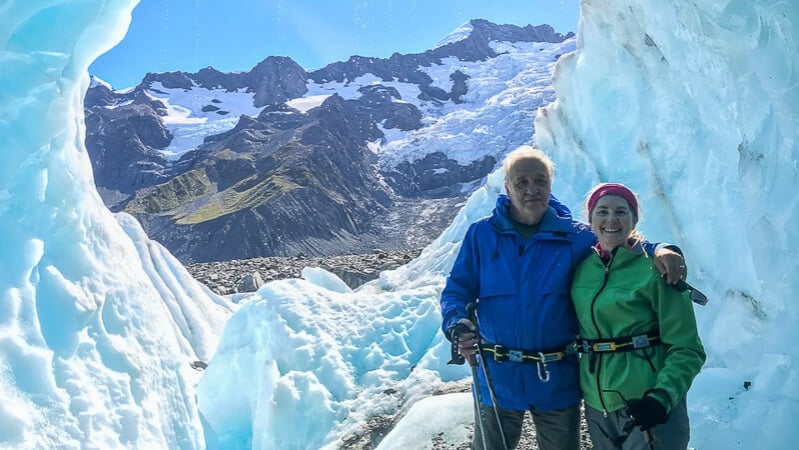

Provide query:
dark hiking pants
left=585, top=398, right=690, bottom=450
left=471, top=403, right=580, bottom=450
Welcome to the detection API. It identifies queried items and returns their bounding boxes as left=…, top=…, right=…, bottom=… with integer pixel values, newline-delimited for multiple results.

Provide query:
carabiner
left=536, top=352, right=551, bottom=383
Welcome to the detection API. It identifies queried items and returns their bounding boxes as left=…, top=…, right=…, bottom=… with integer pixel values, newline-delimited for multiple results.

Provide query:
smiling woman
left=88, top=0, right=579, bottom=89
left=572, top=181, right=705, bottom=450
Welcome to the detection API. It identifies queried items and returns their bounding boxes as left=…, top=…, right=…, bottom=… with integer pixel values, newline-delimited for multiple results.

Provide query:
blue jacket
left=440, top=194, right=597, bottom=411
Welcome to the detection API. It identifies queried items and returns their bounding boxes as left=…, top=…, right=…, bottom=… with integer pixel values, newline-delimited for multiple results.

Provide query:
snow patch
left=434, top=22, right=474, bottom=48
left=286, top=94, right=331, bottom=113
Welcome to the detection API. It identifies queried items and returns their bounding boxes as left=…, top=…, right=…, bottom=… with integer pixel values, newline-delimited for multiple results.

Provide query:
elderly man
left=440, top=145, right=685, bottom=450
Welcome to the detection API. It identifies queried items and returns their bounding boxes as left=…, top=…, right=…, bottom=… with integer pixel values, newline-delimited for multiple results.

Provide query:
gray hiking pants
left=585, top=399, right=690, bottom=450
left=471, top=403, right=580, bottom=450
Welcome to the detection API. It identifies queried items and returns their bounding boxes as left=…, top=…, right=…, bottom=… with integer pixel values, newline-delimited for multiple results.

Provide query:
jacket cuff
left=646, top=388, right=673, bottom=414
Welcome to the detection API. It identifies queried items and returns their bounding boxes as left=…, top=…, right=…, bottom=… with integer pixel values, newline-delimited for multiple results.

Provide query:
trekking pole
left=447, top=314, right=490, bottom=450
left=469, top=353, right=492, bottom=449
left=642, top=429, right=655, bottom=450
left=467, top=303, right=510, bottom=450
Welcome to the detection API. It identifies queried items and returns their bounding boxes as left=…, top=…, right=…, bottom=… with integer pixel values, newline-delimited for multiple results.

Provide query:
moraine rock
left=186, top=249, right=422, bottom=294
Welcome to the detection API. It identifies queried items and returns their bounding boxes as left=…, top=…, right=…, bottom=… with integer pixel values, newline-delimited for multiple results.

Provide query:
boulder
left=236, top=272, right=264, bottom=293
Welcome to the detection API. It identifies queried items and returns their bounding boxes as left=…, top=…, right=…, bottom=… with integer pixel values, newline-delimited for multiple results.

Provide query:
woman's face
left=589, top=195, right=636, bottom=250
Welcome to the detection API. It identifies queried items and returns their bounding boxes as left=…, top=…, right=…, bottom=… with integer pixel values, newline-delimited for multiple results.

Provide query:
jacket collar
left=593, top=240, right=647, bottom=263
left=490, top=194, right=574, bottom=234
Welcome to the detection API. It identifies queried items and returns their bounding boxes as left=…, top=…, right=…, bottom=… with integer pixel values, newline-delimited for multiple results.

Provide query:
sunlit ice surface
left=1, top=1, right=798, bottom=449
left=1, top=1, right=232, bottom=449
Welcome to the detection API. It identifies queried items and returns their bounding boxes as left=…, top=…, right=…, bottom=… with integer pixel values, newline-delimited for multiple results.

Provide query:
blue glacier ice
left=1, top=2, right=233, bottom=449
left=1, top=0, right=797, bottom=449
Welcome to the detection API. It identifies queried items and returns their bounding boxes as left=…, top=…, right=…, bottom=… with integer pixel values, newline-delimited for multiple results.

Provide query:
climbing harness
left=579, top=330, right=661, bottom=373
left=579, top=330, right=661, bottom=354
left=478, top=341, right=577, bottom=383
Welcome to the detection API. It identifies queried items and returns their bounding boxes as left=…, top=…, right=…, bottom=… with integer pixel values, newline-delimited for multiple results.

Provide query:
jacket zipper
left=589, top=259, right=612, bottom=416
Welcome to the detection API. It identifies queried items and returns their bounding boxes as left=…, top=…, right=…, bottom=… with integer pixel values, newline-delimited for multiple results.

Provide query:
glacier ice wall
left=2, top=0, right=798, bottom=449
left=1, top=2, right=232, bottom=448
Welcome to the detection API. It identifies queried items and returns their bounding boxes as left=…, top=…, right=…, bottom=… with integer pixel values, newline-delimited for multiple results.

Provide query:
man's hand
left=449, top=318, right=479, bottom=363
left=653, top=247, right=687, bottom=285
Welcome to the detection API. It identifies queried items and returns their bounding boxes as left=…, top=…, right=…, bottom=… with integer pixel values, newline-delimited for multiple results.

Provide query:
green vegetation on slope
left=125, top=168, right=215, bottom=215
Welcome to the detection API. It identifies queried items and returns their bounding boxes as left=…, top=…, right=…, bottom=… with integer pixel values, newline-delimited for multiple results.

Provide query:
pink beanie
left=587, top=183, right=639, bottom=218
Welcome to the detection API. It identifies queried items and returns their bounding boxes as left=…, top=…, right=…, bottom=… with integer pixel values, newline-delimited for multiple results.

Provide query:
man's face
left=504, top=158, right=551, bottom=223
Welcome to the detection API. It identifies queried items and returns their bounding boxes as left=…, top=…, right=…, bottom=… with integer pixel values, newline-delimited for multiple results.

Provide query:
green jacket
left=570, top=245, right=706, bottom=414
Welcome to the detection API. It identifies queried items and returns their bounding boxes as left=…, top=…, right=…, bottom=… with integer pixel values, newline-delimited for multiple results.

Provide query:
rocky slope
left=86, top=19, right=573, bottom=263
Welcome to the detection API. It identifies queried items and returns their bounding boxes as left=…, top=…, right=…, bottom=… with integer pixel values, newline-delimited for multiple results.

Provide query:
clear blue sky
left=90, top=0, right=580, bottom=89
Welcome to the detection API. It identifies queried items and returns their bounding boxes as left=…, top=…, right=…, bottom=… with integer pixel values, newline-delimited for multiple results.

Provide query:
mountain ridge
left=84, top=19, right=575, bottom=262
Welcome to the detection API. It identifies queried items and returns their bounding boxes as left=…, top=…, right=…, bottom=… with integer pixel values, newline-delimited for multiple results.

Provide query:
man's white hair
left=502, top=145, right=555, bottom=184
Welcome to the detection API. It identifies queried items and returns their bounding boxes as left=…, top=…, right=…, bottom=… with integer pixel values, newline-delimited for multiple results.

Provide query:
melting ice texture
left=1, top=1, right=798, bottom=450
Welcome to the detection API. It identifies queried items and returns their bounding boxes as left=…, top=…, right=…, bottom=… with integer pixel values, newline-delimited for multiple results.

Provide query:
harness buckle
left=631, top=334, right=650, bottom=349
left=539, top=352, right=562, bottom=363
left=565, top=341, right=579, bottom=356
left=491, top=345, right=505, bottom=363
left=508, top=349, right=524, bottom=363
left=593, top=342, right=617, bottom=352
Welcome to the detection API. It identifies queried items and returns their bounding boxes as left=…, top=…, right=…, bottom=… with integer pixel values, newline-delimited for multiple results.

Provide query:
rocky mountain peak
left=193, top=66, right=241, bottom=91
left=432, top=19, right=573, bottom=62
left=467, top=18, right=573, bottom=44
left=246, top=56, right=309, bottom=107
left=141, top=71, right=194, bottom=90
left=84, top=19, right=573, bottom=262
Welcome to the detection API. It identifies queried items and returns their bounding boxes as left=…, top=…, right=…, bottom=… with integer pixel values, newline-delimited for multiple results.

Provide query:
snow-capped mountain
left=84, top=19, right=575, bottom=262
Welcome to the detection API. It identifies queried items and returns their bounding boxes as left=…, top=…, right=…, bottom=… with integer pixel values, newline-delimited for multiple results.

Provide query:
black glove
left=446, top=318, right=476, bottom=342
left=446, top=319, right=476, bottom=365
left=626, top=396, right=667, bottom=431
